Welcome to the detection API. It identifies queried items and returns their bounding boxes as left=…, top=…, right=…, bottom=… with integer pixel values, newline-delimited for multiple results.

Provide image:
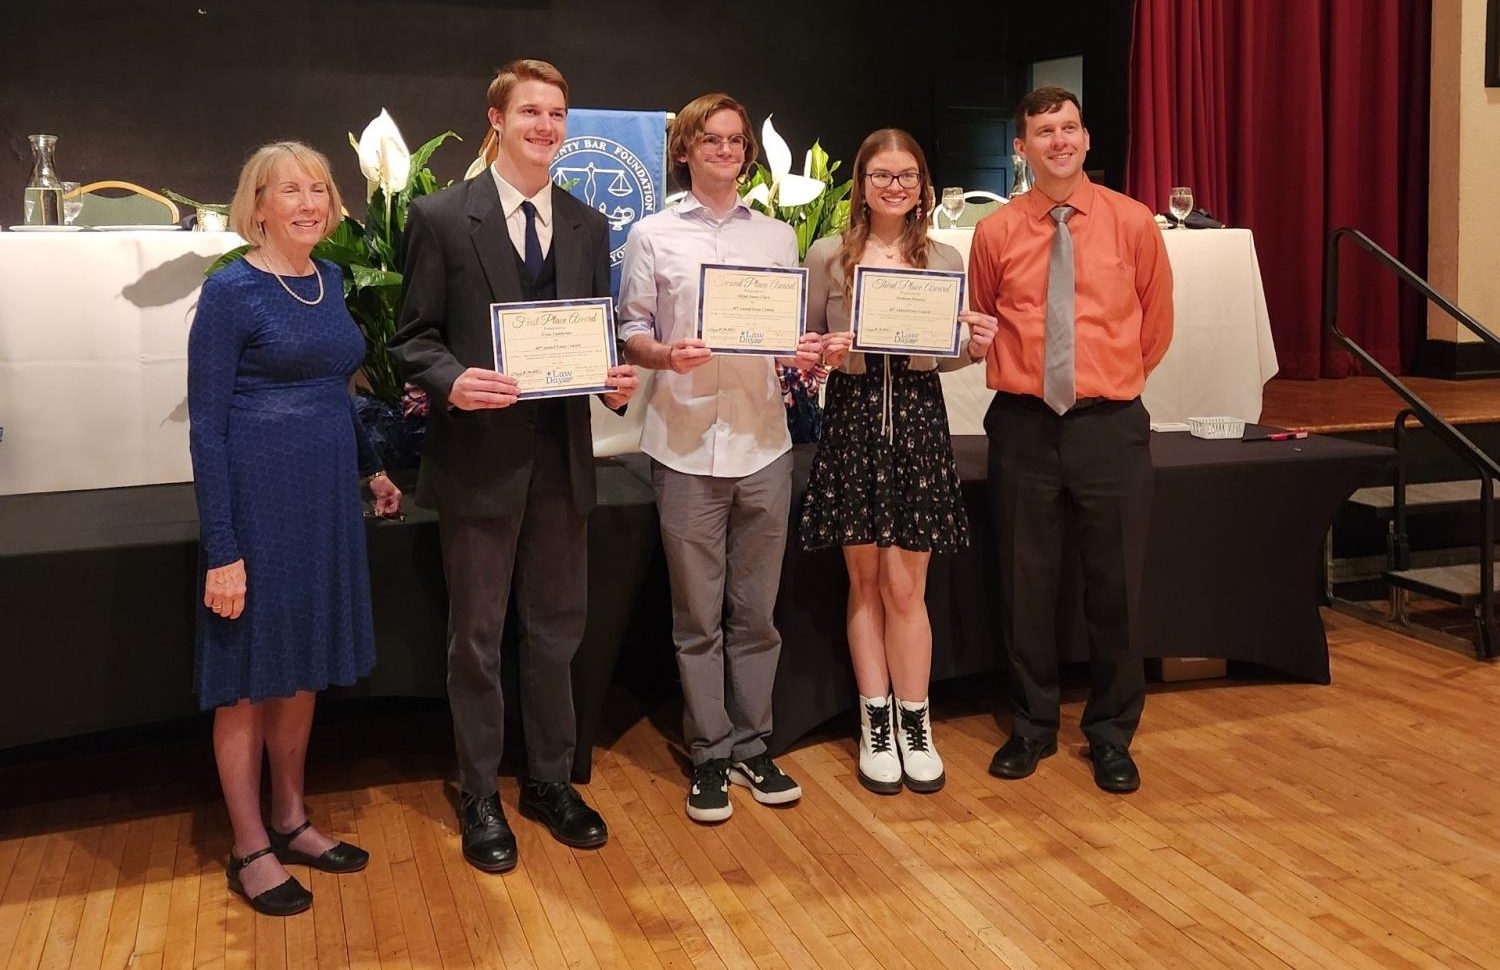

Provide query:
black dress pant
left=984, top=392, right=1154, bottom=748
left=438, top=402, right=587, bottom=795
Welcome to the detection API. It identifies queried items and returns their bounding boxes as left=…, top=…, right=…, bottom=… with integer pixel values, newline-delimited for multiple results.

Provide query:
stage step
left=1348, top=479, right=1500, bottom=516
left=1384, top=564, right=1500, bottom=606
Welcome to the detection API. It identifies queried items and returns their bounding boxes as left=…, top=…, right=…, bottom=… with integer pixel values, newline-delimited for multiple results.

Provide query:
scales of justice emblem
left=551, top=135, right=659, bottom=268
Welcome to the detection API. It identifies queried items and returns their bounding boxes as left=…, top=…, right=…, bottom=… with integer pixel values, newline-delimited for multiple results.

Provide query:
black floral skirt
left=799, top=355, right=969, bottom=553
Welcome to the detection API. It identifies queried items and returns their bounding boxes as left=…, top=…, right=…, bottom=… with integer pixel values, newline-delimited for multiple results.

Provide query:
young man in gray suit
left=390, top=59, right=637, bottom=872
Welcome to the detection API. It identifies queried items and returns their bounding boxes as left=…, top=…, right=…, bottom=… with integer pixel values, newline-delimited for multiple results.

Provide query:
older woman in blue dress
left=189, top=141, right=401, bottom=916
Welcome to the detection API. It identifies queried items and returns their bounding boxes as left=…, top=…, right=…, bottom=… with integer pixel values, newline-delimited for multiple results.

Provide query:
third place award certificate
left=490, top=297, right=617, bottom=399
left=850, top=266, right=966, bottom=357
left=695, top=263, right=808, bottom=356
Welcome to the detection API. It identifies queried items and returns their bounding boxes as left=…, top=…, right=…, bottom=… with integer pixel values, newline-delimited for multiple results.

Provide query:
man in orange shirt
left=970, top=86, right=1172, bottom=793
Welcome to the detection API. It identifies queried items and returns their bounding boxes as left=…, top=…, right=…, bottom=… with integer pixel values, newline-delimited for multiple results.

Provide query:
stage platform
left=1261, top=375, right=1500, bottom=434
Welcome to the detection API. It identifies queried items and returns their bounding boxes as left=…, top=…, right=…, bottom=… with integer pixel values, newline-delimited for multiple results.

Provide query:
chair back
left=932, top=190, right=1006, bottom=228
left=75, top=181, right=180, bottom=227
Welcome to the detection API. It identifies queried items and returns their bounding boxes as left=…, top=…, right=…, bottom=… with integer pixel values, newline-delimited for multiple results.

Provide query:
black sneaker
left=686, top=758, right=733, bottom=823
left=729, top=753, right=802, bottom=805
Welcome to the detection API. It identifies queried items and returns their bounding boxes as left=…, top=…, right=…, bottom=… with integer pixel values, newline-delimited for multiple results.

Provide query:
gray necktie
left=1043, top=204, right=1077, bottom=415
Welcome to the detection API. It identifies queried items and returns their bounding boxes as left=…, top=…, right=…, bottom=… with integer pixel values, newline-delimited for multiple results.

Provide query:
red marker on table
left=1244, top=430, right=1308, bottom=442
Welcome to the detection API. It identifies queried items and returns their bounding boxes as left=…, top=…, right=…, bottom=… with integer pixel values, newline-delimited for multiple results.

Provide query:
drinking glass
left=940, top=187, right=965, bottom=228
left=61, top=182, right=82, bottom=225
left=1168, top=186, right=1194, bottom=228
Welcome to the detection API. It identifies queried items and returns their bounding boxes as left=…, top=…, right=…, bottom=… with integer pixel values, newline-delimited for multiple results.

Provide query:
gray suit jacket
left=390, top=177, right=611, bottom=517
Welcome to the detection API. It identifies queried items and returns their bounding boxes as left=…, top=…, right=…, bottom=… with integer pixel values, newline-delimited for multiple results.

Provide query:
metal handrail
left=1323, top=227, right=1499, bottom=657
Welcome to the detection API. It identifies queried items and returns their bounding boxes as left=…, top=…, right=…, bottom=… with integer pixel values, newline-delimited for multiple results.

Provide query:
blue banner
left=550, top=109, right=668, bottom=301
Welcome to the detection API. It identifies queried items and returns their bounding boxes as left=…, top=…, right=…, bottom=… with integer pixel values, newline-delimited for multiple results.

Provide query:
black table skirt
left=0, top=430, right=1391, bottom=769
left=0, top=461, right=659, bottom=783
left=765, top=429, right=1393, bottom=753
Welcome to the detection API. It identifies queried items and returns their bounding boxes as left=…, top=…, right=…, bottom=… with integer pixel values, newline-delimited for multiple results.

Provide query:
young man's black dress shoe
left=988, top=734, right=1058, bottom=779
left=518, top=780, right=608, bottom=849
left=227, top=845, right=313, bottom=916
left=268, top=818, right=370, bottom=873
left=460, top=791, right=518, bottom=872
left=1088, top=742, right=1141, bottom=793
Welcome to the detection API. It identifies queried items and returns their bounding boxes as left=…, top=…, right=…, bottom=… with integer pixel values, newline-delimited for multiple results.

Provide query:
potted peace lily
left=206, top=110, right=460, bottom=466
left=739, top=116, right=853, bottom=442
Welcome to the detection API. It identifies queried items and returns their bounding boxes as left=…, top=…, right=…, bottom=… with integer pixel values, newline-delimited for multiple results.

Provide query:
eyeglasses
left=697, top=133, right=748, bottom=151
left=865, top=170, right=921, bottom=189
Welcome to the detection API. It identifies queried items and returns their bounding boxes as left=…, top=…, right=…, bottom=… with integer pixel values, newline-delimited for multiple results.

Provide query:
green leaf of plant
left=161, top=188, right=228, bottom=215
left=352, top=265, right=403, bottom=289
left=407, top=131, right=461, bottom=180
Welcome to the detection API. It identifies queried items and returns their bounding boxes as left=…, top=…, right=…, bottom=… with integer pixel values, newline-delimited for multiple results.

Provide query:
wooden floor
left=6, top=612, right=1500, bottom=969
left=1261, top=375, right=1500, bottom=434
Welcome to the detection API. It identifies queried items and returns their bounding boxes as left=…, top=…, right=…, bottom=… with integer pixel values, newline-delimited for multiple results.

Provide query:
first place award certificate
left=490, top=297, right=618, bottom=400
left=696, top=263, right=808, bottom=356
left=850, top=266, right=966, bottom=357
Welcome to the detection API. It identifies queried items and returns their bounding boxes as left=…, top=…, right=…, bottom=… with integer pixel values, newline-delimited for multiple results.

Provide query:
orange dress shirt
left=969, top=176, right=1174, bottom=401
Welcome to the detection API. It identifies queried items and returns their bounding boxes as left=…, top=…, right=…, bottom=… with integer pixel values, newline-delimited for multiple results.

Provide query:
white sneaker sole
left=686, top=798, right=733, bottom=823
left=729, top=768, right=802, bottom=805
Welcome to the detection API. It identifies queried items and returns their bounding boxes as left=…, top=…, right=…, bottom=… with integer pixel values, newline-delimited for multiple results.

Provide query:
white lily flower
left=357, top=109, right=412, bottom=194
left=759, top=115, right=825, bottom=208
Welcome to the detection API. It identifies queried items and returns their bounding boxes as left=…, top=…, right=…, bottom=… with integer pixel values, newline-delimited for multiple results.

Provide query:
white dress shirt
left=490, top=163, right=553, bottom=258
left=617, top=194, right=800, bottom=478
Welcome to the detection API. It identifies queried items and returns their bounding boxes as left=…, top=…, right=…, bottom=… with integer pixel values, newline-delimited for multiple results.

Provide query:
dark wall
left=0, top=0, right=1130, bottom=219
left=1, top=0, right=940, bottom=210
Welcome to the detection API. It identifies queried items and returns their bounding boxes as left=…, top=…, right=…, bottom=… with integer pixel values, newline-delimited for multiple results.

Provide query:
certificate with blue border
left=695, top=263, right=808, bottom=356
left=490, top=297, right=618, bottom=400
left=850, top=266, right=966, bottom=357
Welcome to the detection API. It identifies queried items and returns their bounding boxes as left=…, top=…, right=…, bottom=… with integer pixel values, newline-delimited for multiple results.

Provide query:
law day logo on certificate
left=552, top=137, right=657, bottom=268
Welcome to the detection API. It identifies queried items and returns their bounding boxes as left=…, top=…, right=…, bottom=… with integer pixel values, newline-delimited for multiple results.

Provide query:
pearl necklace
left=259, top=250, right=324, bottom=306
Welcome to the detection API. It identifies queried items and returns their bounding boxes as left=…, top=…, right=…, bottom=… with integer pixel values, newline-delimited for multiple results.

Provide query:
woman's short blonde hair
left=228, top=141, right=344, bottom=245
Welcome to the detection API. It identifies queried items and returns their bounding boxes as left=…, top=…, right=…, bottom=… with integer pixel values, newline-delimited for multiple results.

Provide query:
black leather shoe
left=518, top=780, right=608, bottom=849
left=268, top=818, right=370, bottom=873
left=227, top=845, right=313, bottom=916
left=988, top=734, right=1058, bottom=779
left=1088, top=743, right=1141, bottom=793
left=460, top=791, right=518, bottom=873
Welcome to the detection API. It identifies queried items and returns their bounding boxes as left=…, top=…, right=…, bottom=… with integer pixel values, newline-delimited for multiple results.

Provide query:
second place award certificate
left=850, top=266, right=967, bottom=357
left=491, top=297, right=618, bottom=399
left=696, top=263, right=808, bottom=356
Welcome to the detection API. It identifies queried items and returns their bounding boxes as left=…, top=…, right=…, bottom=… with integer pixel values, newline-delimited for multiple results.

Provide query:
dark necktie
left=519, top=200, right=543, bottom=280
left=1043, top=204, right=1077, bottom=415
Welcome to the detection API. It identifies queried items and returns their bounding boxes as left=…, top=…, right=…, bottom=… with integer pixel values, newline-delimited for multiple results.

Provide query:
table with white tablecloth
left=0, top=226, right=1278, bottom=496
left=0, top=230, right=242, bottom=495
left=930, top=226, right=1279, bottom=434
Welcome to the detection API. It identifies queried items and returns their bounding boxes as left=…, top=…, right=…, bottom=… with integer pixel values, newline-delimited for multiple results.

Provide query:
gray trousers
left=651, top=452, right=793, bottom=765
left=440, top=423, right=585, bottom=795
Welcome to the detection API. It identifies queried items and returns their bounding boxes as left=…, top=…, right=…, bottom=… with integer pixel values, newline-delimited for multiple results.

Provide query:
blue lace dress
left=188, top=257, right=380, bottom=709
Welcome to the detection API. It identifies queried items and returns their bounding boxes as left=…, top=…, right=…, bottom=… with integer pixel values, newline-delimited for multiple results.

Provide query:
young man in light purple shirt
left=617, top=92, right=822, bottom=824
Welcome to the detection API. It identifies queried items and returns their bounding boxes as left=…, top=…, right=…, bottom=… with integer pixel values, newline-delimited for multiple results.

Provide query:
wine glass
left=61, top=182, right=82, bottom=226
left=1168, top=186, right=1193, bottom=229
left=940, top=187, right=965, bottom=228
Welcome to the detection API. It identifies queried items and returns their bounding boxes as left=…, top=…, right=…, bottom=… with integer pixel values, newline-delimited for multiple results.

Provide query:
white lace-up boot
left=857, top=695, right=903, bottom=795
left=895, top=697, right=945, bottom=793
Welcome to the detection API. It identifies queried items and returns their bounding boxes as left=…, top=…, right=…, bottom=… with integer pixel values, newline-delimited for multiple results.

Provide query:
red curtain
left=1126, top=0, right=1430, bottom=379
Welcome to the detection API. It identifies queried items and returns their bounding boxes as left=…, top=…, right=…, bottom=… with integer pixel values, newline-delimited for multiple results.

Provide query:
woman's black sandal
left=227, top=846, right=313, bottom=916
left=268, top=819, right=370, bottom=873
